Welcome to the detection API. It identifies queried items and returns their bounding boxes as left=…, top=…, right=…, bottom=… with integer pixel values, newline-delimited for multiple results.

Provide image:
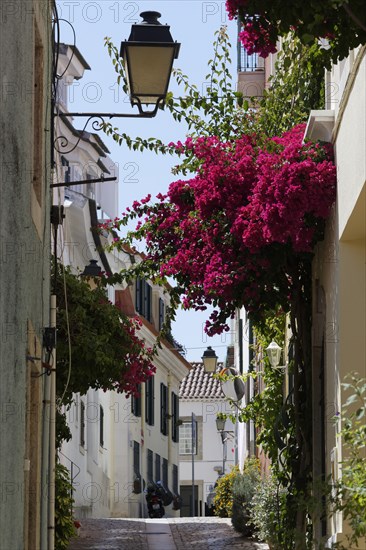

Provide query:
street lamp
left=57, top=11, right=180, bottom=123
left=215, top=416, right=234, bottom=475
left=54, top=11, right=181, bottom=159
left=201, top=346, right=218, bottom=373
left=120, top=11, right=180, bottom=111
left=265, top=341, right=286, bottom=370
left=216, top=416, right=226, bottom=432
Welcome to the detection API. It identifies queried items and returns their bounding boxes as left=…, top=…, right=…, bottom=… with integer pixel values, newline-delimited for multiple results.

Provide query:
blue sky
left=56, top=1, right=238, bottom=361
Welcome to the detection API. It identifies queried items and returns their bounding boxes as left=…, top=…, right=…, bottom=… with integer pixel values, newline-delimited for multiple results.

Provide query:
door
left=180, top=485, right=198, bottom=517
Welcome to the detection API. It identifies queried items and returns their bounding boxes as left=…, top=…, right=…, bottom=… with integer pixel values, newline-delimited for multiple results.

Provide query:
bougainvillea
left=226, top=0, right=366, bottom=64
left=238, top=18, right=277, bottom=58
left=102, top=124, right=336, bottom=336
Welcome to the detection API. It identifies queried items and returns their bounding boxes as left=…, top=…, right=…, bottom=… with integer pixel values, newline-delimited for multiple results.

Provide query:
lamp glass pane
left=125, top=45, right=175, bottom=104
left=216, top=418, right=226, bottom=431
left=202, top=357, right=217, bottom=373
left=266, top=341, right=282, bottom=367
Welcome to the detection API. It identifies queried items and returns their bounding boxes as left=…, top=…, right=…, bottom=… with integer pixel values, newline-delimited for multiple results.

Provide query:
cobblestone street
left=68, top=517, right=269, bottom=550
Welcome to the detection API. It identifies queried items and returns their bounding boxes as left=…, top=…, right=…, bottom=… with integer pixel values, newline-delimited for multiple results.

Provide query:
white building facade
left=179, top=363, right=236, bottom=516
left=55, top=44, right=190, bottom=519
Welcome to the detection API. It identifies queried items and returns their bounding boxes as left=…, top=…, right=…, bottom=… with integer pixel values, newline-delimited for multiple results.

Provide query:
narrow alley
left=68, top=517, right=269, bottom=550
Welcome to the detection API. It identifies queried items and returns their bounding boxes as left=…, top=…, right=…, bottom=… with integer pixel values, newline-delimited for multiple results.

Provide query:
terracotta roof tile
left=179, top=362, right=224, bottom=399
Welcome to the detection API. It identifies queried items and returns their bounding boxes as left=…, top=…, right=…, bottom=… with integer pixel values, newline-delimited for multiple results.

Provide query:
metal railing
left=238, top=45, right=265, bottom=72
left=58, top=450, right=81, bottom=507
left=237, top=18, right=265, bottom=73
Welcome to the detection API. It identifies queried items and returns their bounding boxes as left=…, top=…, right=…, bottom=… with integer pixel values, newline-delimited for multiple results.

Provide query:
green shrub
left=231, top=458, right=261, bottom=536
left=335, top=373, right=366, bottom=547
left=55, top=462, right=76, bottom=550
left=250, top=475, right=282, bottom=548
left=213, top=466, right=239, bottom=517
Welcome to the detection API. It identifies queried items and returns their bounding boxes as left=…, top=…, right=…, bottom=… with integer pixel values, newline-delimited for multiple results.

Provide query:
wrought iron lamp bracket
left=53, top=97, right=165, bottom=156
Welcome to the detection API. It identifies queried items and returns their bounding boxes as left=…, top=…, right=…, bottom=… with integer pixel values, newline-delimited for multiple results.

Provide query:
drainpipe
left=167, top=371, right=172, bottom=481
left=40, top=356, right=51, bottom=550
left=48, top=294, right=56, bottom=550
left=140, top=383, right=145, bottom=518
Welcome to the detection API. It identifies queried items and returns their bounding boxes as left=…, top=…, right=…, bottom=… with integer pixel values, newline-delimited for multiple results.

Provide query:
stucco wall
left=312, top=47, right=366, bottom=545
left=179, top=399, right=235, bottom=514
left=0, top=2, right=51, bottom=548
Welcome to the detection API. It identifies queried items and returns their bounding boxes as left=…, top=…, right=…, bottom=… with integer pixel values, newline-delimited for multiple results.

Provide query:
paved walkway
left=68, top=517, right=269, bottom=549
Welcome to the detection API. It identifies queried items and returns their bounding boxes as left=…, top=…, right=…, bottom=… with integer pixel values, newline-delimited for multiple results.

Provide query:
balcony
left=237, top=46, right=265, bottom=100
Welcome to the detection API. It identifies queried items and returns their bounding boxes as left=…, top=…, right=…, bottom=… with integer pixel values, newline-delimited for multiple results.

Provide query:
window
left=135, top=278, right=152, bottom=322
left=99, top=405, right=104, bottom=447
left=147, top=449, right=153, bottom=482
left=172, top=464, right=178, bottom=494
left=171, top=392, right=179, bottom=442
left=158, top=298, right=165, bottom=330
left=162, top=458, right=168, bottom=488
left=145, top=375, right=154, bottom=426
left=80, top=401, right=85, bottom=447
left=179, top=421, right=197, bottom=455
left=160, top=383, right=168, bottom=435
left=155, top=453, right=161, bottom=482
left=131, top=384, right=141, bottom=417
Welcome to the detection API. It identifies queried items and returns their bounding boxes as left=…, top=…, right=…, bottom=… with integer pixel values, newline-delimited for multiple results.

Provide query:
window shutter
left=131, top=384, right=141, bottom=417
left=172, top=464, right=178, bottom=494
left=155, top=453, right=161, bottom=482
left=160, top=383, right=168, bottom=435
left=80, top=400, right=85, bottom=447
left=99, top=405, right=104, bottom=447
left=147, top=449, right=153, bottom=482
left=144, top=281, right=152, bottom=322
left=162, top=458, right=168, bottom=487
left=159, top=298, right=165, bottom=330
left=133, top=441, right=140, bottom=476
left=145, top=376, right=154, bottom=426
left=136, top=279, right=142, bottom=314
left=171, top=392, right=179, bottom=442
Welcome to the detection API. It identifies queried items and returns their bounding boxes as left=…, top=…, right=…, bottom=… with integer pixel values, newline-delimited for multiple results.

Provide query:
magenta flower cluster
left=105, top=125, right=336, bottom=335
left=226, top=0, right=277, bottom=57
left=239, top=20, right=277, bottom=58
left=115, top=316, right=156, bottom=397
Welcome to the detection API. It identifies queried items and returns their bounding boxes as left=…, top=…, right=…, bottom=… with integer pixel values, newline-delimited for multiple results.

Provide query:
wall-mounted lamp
left=56, top=11, right=180, bottom=122
left=120, top=11, right=180, bottom=112
left=201, top=346, right=218, bottom=373
left=53, top=11, right=181, bottom=158
left=265, top=341, right=286, bottom=370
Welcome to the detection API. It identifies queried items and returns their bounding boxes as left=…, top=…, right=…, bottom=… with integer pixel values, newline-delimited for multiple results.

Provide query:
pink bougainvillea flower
left=105, top=124, right=336, bottom=336
left=239, top=18, right=277, bottom=58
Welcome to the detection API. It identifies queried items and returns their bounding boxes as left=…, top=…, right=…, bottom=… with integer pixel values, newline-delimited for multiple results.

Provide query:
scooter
left=145, top=483, right=165, bottom=518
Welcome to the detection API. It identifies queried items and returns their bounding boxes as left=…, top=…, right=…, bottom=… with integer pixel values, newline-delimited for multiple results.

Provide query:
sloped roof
left=179, top=362, right=225, bottom=399
left=59, top=43, right=91, bottom=72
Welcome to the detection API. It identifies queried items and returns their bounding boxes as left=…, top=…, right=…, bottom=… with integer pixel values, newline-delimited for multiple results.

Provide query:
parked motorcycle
left=145, top=483, right=165, bottom=518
